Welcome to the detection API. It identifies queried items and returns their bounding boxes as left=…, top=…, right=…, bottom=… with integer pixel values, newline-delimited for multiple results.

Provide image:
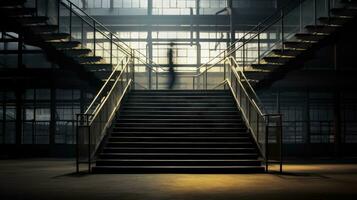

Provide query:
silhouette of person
left=167, top=42, right=176, bottom=89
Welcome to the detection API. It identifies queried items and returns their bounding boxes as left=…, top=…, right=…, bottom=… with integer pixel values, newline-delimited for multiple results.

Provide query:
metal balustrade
left=23, top=0, right=352, bottom=173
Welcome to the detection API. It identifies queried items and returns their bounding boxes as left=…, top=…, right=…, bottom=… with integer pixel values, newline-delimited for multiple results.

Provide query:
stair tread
left=100, top=153, right=256, bottom=155
left=115, top=123, right=243, bottom=125
left=111, top=132, right=247, bottom=134
left=93, top=165, right=264, bottom=169
left=104, top=147, right=255, bottom=150
left=97, top=159, right=260, bottom=162
left=107, top=142, right=251, bottom=144
left=109, top=137, right=249, bottom=139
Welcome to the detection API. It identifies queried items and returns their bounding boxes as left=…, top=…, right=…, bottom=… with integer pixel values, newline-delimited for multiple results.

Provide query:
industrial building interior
left=1, top=0, right=357, bottom=199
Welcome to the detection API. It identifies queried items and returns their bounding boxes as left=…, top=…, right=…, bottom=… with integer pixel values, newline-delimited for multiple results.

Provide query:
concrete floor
left=1, top=159, right=357, bottom=200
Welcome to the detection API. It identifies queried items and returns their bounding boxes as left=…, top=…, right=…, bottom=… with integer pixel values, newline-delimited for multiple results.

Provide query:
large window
left=152, top=0, right=196, bottom=15
left=200, top=0, right=226, bottom=15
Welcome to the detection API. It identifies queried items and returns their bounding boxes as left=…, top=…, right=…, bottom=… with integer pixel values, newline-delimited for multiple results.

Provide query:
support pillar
left=15, top=88, right=23, bottom=145
left=333, top=91, right=341, bottom=157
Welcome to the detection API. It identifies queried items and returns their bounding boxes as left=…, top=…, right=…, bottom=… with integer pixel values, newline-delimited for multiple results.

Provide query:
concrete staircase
left=93, top=90, right=264, bottom=173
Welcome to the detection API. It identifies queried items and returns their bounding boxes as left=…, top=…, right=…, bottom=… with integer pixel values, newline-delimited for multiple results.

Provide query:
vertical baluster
left=93, top=21, right=96, bottom=57
left=81, top=20, right=84, bottom=48
left=257, top=24, right=261, bottom=65
left=69, top=3, right=72, bottom=41
left=205, top=66, right=208, bottom=90
left=57, top=0, right=60, bottom=33
left=242, top=37, right=245, bottom=72
left=35, top=0, right=38, bottom=16
left=299, top=0, right=303, bottom=32
left=281, top=10, right=285, bottom=54
left=328, top=0, right=331, bottom=24
left=110, top=33, right=113, bottom=66
left=314, top=0, right=317, bottom=25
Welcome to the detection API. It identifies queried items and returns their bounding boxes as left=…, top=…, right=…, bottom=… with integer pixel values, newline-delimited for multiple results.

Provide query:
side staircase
left=92, top=90, right=264, bottom=173
left=242, top=0, right=357, bottom=88
left=0, top=0, right=115, bottom=85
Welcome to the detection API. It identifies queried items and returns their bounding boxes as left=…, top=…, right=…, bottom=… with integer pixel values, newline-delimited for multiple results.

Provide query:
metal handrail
left=76, top=55, right=133, bottom=172
left=226, top=56, right=266, bottom=115
left=217, top=56, right=282, bottom=172
left=60, top=0, right=167, bottom=72
left=196, top=0, right=306, bottom=72
left=227, top=56, right=266, bottom=114
left=84, top=56, right=128, bottom=114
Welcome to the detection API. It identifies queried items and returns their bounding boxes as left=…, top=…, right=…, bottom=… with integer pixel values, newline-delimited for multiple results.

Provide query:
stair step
left=121, top=110, right=240, bottom=115
left=0, top=8, right=35, bottom=16
left=123, top=107, right=237, bottom=111
left=106, top=142, right=253, bottom=148
left=98, top=153, right=258, bottom=159
left=110, top=132, right=248, bottom=137
left=305, top=24, right=339, bottom=34
left=47, top=41, right=81, bottom=49
left=283, top=41, right=314, bottom=49
left=10, top=16, right=48, bottom=24
left=131, top=91, right=230, bottom=96
left=294, top=33, right=328, bottom=41
left=108, top=136, right=250, bottom=142
left=92, top=165, right=265, bottom=173
left=96, top=159, right=262, bottom=166
left=124, top=102, right=235, bottom=107
left=272, top=49, right=305, bottom=57
left=73, top=56, right=103, bottom=63
left=128, top=95, right=232, bottom=99
left=61, top=48, right=91, bottom=56
left=92, top=70, right=115, bottom=79
left=112, top=127, right=246, bottom=133
left=250, top=63, right=282, bottom=71
left=0, top=0, right=25, bottom=7
left=127, top=99, right=234, bottom=103
left=39, top=33, right=71, bottom=41
left=103, top=147, right=257, bottom=153
left=341, top=0, right=357, bottom=8
left=83, top=63, right=113, bottom=71
left=27, top=24, right=58, bottom=33
left=262, top=56, right=293, bottom=64
left=331, top=8, right=357, bottom=17
left=119, top=114, right=240, bottom=119
left=116, top=119, right=242, bottom=123
left=318, top=16, right=353, bottom=25
left=114, top=122, right=245, bottom=128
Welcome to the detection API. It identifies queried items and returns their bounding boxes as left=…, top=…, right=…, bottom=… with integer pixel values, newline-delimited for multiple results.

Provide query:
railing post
left=281, top=9, right=285, bottom=53
left=257, top=114, right=260, bottom=142
left=193, top=77, right=195, bottom=90
left=81, top=20, right=84, bottom=48
left=88, top=120, right=91, bottom=173
left=76, top=114, right=79, bottom=173
left=57, top=0, right=60, bottom=33
left=223, top=52, right=226, bottom=83
left=110, top=33, right=113, bottom=66
left=265, top=123, right=269, bottom=172
left=299, top=0, right=302, bottom=32
left=156, top=71, right=158, bottom=90
left=93, top=21, right=96, bottom=57
left=327, top=0, right=331, bottom=24
left=242, top=38, right=245, bottom=72
left=257, top=24, right=261, bottom=64
left=69, top=3, right=72, bottom=41
left=205, top=66, right=208, bottom=90
left=35, top=0, right=38, bottom=16
left=131, top=50, right=135, bottom=86
left=279, top=117, right=283, bottom=173
left=314, top=0, right=317, bottom=25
